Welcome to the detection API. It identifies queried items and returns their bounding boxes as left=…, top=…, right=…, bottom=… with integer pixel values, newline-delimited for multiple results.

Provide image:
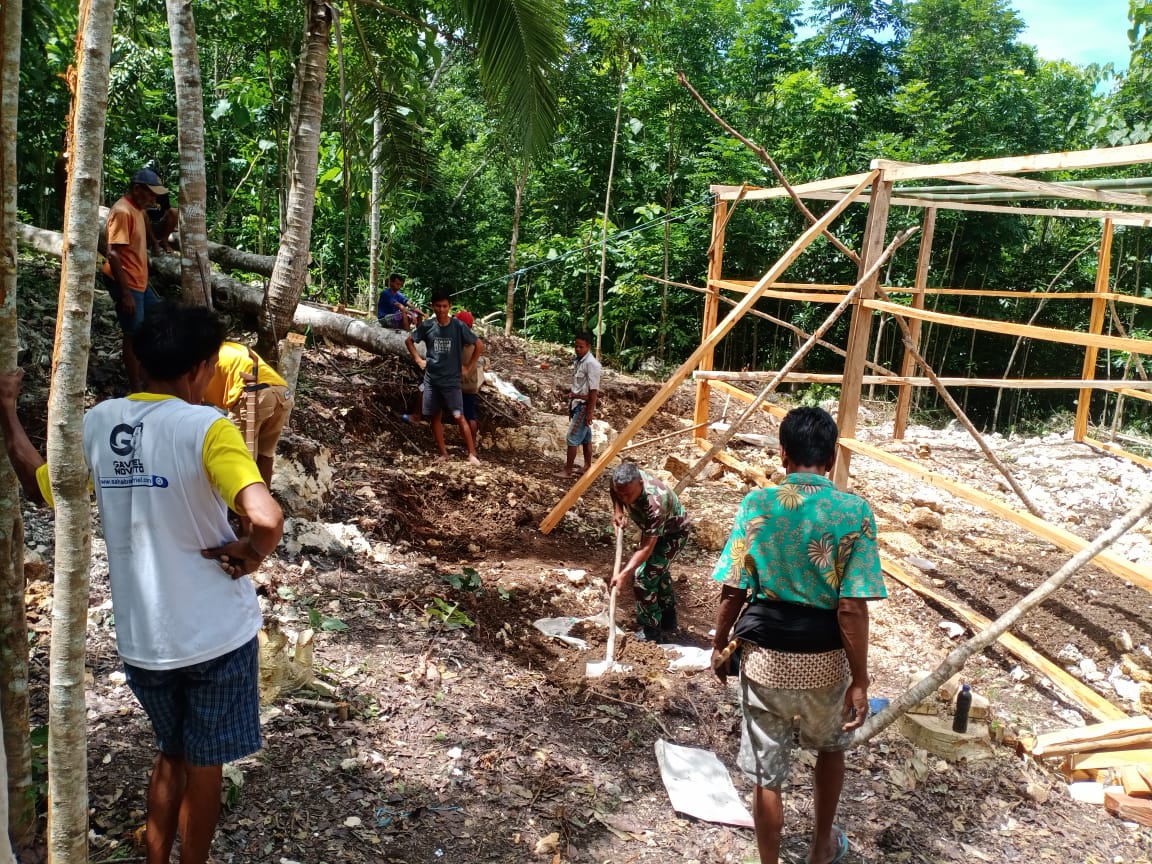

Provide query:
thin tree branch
left=678, top=71, right=861, bottom=266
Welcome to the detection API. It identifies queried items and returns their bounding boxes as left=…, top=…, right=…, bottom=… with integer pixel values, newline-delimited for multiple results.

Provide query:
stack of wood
left=1019, top=716, right=1152, bottom=825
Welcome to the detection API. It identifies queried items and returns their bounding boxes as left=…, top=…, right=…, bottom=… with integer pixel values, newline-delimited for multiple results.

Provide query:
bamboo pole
left=538, top=172, right=878, bottom=533
left=673, top=228, right=918, bottom=495
left=854, top=488, right=1152, bottom=744
left=874, top=282, right=1046, bottom=518
left=1075, top=219, right=1115, bottom=441
left=691, top=371, right=1152, bottom=389
left=895, top=208, right=936, bottom=439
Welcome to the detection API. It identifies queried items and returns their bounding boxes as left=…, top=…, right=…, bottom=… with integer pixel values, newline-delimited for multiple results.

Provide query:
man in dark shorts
left=558, top=330, right=601, bottom=478
left=102, top=168, right=167, bottom=391
left=405, top=291, right=484, bottom=464
left=609, top=461, right=692, bottom=640
left=710, top=407, right=885, bottom=864
left=0, top=303, right=284, bottom=864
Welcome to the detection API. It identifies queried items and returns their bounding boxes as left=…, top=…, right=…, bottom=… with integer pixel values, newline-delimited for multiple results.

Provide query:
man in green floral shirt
left=609, top=462, right=692, bottom=640
left=710, top=407, right=886, bottom=864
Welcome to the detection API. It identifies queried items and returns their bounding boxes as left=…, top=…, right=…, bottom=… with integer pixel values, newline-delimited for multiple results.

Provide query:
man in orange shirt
left=102, top=168, right=167, bottom=391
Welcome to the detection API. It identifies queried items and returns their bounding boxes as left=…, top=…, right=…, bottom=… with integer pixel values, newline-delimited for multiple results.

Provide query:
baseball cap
left=130, top=168, right=169, bottom=195
left=455, top=310, right=475, bottom=328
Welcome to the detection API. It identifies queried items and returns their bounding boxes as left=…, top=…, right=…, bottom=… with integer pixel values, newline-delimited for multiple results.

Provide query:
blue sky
left=1012, top=0, right=1131, bottom=70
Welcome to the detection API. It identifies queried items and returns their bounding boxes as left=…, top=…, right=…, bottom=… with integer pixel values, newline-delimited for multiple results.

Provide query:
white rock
left=909, top=508, right=943, bottom=531
left=1056, top=643, right=1083, bottom=664
left=938, top=621, right=965, bottom=639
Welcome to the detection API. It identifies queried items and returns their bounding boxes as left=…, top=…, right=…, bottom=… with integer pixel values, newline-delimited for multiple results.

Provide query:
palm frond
left=456, top=0, right=566, bottom=158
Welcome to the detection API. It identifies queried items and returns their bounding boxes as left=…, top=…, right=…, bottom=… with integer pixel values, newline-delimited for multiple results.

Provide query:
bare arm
left=613, top=534, right=658, bottom=589
left=201, top=482, right=284, bottom=578
left=106, top=246, right=136, bottom=314
left=405, top=334, right=426, bottom=371
left=711, top=584, right=748, bottom=681
left=0, top=371, right=47, bottom=505
left=463, top=338, right=484, bottom=376
left=838, top=597, right=871, bottom=730
left=584, top=388, right=598, bottom=422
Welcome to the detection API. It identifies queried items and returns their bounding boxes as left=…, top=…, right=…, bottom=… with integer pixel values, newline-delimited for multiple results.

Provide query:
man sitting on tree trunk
left=710, top=407, right=885, bottom=864
left=0, top=303, right=283, bottom=864
left=101, top=168, right=168, bottom=392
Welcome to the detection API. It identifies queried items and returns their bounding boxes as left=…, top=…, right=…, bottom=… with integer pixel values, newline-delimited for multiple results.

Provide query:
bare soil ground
left=12, top=296, right=1152, bottom=863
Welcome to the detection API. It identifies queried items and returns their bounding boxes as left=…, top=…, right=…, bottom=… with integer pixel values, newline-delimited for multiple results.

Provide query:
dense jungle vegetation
left=15, top=0, right=1152, bottom=432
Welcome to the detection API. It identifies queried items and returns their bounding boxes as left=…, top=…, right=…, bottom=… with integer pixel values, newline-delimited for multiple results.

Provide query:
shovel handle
left=604, top=527, right=625, bottom=663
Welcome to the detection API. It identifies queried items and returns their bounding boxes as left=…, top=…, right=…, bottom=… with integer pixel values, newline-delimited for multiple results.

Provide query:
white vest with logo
left=83, top=397, right=262, bottom=670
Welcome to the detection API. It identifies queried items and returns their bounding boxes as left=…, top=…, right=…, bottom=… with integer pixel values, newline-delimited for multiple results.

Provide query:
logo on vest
left=109, top=423, right=145, bottom=475
left=100, top=422, right=169, bottom=489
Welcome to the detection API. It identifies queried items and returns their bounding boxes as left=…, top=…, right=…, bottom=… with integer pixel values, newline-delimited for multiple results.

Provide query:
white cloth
left=571, top=353, right=602, bottom=401
left=84, top=397, right=262, bottom=670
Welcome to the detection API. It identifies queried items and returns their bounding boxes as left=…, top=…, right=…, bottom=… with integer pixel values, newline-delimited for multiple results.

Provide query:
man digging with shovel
left=608, top=461, right=692, bottom=642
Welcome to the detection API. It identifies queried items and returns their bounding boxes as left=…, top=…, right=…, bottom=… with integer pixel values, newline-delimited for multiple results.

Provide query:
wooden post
left=894, top=207, right=936, bottom=439
left=833, top=179, right=893, bottom=489
left=1074, top=218, right=1114, bottom=441
left=539, top=172, right=878, bottom=533
left=693, top=199, right=727, bottom=438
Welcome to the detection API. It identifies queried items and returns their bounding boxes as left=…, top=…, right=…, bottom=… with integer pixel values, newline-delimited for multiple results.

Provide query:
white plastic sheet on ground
left=654, top=739, right=753, bottom=828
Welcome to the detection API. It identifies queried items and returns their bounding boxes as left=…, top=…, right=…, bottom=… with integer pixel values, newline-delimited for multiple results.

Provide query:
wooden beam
left=881, top=559, right=1126, bottom=723
left=840, top=437, right=1152, bottom=592
left=709, top=380, right=789, bottom=420
left=834, top=180, right=893, bottom=488
left=1119, top=387, right=1152, bottom=404
left=710, top=173, right=874, bottom=200
left=694, top=200, right=729, bottom=438
left=804, top=189, right=1152, bottom=223
left=692, top=371, right=1152, bottom=389
left=1076, top=220, right=1115, bottom=441
left=538, top=171, right=878, bottom=533
left=1083, top=437, right=1152, bottom=471
left=950, top=172, right=1152, bottom=208
left=694, top=438, right=772, bottom=487
left=896, top=207, right=935, bottom=439
left=1113, top=293, right=1152, bottom=309
left=715, top=279, right=1112, bottom=301
left=873, top=143, right=1152, bottom=182
left=863, top=299, right=1152, bottom=354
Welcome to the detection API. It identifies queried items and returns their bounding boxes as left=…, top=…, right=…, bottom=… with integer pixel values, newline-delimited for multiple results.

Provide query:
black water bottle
left=952, top=683, right=972, bottom=733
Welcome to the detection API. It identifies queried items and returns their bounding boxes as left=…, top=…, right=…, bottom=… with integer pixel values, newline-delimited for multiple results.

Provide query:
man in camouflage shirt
left=609, top=462, right=692, bottom=640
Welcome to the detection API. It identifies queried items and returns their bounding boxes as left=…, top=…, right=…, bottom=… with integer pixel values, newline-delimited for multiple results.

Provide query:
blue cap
left=130, top=168, right=168, bottom=195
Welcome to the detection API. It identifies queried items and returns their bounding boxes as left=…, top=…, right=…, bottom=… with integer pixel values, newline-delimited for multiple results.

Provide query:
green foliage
left=441, top=566, right=483, bottom=592
left=424, top=597, right=476, bottom=629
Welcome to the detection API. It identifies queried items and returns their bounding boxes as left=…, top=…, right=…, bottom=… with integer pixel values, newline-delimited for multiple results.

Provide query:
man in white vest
left=0, top=303, right=283, bottom=864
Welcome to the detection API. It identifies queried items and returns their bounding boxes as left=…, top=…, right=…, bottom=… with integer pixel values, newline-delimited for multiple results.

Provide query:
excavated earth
left=11, top=286, right=1152, bottom=863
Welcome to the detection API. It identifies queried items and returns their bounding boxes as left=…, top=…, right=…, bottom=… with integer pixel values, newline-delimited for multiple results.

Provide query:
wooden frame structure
left=540, top=142, right=1152, bottom=602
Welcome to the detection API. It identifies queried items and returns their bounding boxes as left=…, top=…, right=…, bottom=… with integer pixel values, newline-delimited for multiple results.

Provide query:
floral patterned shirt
left=625, top=470, right=691, bottom=538
left=711, top=473, right=885, bottom=609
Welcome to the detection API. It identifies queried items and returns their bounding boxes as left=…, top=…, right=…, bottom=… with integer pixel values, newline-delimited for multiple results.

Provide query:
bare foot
left=436, top=454, right=449, bottom=462
left=553, top=469, right=574, bottom=479
left=468, top=453, right=481, bottom=466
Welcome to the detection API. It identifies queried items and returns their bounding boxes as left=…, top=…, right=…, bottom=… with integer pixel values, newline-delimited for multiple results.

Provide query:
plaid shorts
left=736, top=671, right=852, bottom=789
left=566, top=401, right=592, bottom=447
left=124, top=637, right=262, bottom=766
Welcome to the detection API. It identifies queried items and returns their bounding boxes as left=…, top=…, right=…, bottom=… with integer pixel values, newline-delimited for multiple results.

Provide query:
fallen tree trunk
left=16, top=221, right=412, bottom=359
left=18, top=217, right=276, bottom=276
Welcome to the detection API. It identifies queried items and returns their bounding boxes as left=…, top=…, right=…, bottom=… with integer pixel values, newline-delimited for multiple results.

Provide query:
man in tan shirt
left=102, top=168, right=167, bottom=391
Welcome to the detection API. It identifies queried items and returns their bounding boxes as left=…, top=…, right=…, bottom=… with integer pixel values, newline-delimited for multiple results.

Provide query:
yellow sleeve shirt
left=35, top=412, right=263, bottom=511
left=203, top=341, right=287, bottom=412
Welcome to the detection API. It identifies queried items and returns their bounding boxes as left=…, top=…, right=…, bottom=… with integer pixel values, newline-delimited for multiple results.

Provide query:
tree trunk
left=595, top=65, right=625, bottom=359
left=259, top=0, right=332, bottom=360
left=504, top=158, right=528, bottom=336
left=48, top=1, right=114, bottom=860
left=165, top=0, right=212, bottom=307
left=0, top=710, right=14, bottom=864
left=19, top=222, right=416, bottom=360
left=0, top=0, right=32, bottom=851
left=368, top=109, right=383, bottom=298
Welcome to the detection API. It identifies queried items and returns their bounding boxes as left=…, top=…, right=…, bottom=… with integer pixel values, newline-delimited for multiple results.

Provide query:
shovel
left=586, top=526, right=631, bottom=678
